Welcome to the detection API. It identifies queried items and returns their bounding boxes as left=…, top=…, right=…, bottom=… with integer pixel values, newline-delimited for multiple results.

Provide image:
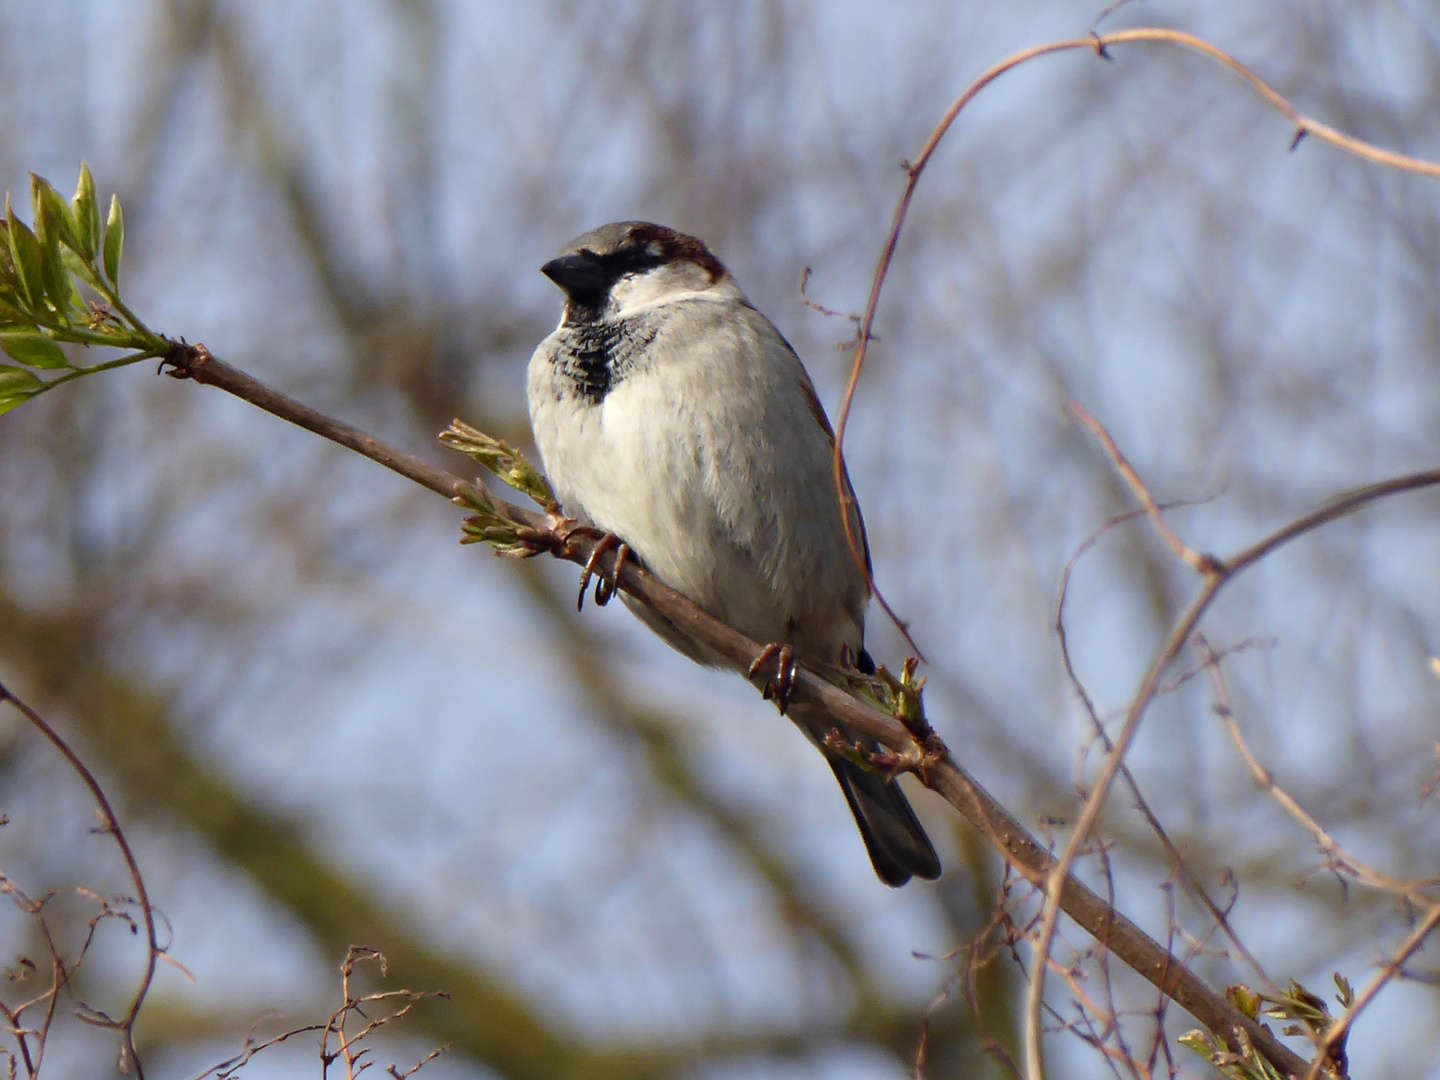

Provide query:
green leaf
left=59, top=245, right=100, bottom=293
left=0, top=364, right=42, bottom=395
left=0, top=288, right=31, bottom=328
left=439, top=419, right=555, bottom=504
left=70, top=162, right=99, bottom=260
left=1, top=333, right=68, bottom=369
left=31, top=173, right=81, bottom=256
left=1176, top=1029, right=1219, bottom=1060
left=1226, top=984, right=1261, bottom=1021
left=0, top=230, right=15, bottom=284
left=0, top=393, right=35, bottom=416
left=33, top=199, right=79, bottom=320
left=102, top=194, right=123, bottom=286
left=42, top=250, right=79, bottom=319
left=5, top=195, right=46, bottom=309
left=1333, top=972, right=1353, bottom=1007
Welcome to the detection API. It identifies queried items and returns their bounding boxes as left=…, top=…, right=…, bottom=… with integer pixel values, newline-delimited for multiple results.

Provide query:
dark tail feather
left=827, top=755, right=942, bottom=887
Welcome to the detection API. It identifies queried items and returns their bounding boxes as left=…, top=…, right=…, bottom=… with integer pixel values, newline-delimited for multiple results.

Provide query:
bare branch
left=0, top=682, right=159, bottom=1078
left=1201, top=636, right=1439, bottom=904
left=1028, top=425, right=1440, bottom=1080
left=1301, top=902, right=1440, bottom=1080
left=1070, top=402, right=1216, bottom=574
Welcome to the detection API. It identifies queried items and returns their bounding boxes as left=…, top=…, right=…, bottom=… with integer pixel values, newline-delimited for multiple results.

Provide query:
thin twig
left=1052, top=441, right=1275, bottom=990
left=798, top=267, right=863, bottom=327
left=1070, top=402, right=1215, bottom=573
left=1028, top=578, right=1224, bottom=1080
left=186, top=1022, right=327, bottom=1080
left=1029, top=451, right=1440, bottom=1079
left=1301, top=901, right=1440, bottom=1080
left=1200, top=636, right=1438, bottom=902
left=837, top=23, right=1440, bottom=486
left=1031, top=406, right=1440, bottom=1080
left=0, top=682, right=158, bottom=1079
left=319, top=948, right=446, bottom=1080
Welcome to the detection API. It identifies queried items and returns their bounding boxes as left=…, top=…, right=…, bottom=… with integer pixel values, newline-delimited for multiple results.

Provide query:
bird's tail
left=826, top=754, right=942, bottom=887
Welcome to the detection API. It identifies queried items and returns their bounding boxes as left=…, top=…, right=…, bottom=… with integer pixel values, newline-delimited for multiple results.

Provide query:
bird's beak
left=542, top=253, right=608, bottom=304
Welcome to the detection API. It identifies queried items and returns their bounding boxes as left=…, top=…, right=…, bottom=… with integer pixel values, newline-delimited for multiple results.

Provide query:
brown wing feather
left=795, top=374, right=873, bottom=580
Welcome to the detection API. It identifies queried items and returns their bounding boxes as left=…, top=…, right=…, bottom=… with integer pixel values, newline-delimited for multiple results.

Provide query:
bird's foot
left=749, top=642, right=797, bottom=714
left=575, top=532, right=631, bottom=611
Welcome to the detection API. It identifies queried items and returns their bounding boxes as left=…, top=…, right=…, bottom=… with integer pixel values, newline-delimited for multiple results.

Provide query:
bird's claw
left=575, top=532, right=630, bottom=611
left=749, top=642, right=797, bottom=714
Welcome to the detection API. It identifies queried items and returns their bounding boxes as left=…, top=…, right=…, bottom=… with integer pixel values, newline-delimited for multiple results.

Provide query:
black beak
left=542, top=253, right=608, bottom=304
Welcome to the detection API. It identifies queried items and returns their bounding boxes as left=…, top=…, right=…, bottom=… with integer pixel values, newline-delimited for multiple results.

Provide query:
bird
left=526, top=221, right=941, bottom=886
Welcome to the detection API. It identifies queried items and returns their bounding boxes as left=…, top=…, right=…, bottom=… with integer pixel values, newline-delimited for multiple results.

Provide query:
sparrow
left=527, top=221, right=941, bottom=886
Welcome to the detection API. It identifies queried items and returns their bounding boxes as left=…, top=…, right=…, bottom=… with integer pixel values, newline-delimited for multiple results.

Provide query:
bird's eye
left=578, top=248, right=597, bottom=259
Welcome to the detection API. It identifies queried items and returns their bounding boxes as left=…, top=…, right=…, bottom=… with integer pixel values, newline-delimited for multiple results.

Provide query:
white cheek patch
left=606, top=262, right=718, bottom=317
left=605, top=273, right=661, bottom=315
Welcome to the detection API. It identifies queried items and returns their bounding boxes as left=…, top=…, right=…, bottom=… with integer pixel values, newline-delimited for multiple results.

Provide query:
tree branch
left=160, top=342, right=1326, bottom=1077
left=1025, top=406, right=1440, bottom=1080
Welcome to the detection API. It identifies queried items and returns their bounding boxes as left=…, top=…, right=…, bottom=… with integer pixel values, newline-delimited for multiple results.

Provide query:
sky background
left=0, top=2, right=1438, bottom=1078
